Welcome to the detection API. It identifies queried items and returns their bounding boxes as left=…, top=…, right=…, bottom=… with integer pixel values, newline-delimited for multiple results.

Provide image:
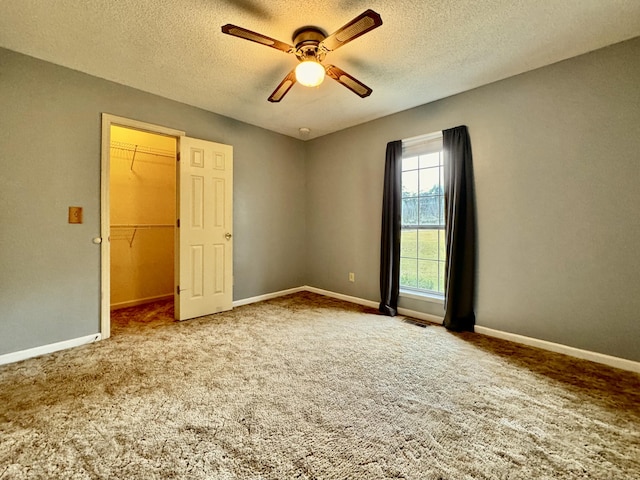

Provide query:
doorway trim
left=100, top=113, right=185, bottom=339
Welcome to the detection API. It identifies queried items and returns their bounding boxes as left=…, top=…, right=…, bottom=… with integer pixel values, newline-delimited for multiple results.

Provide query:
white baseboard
left=474, top=325, right=640, bottom=374
left=290, top=286, right=640, bottom=373
left=4, top=287, right=638, bottom=374
left=0, top=333, right=101, bottom=366
left=304, top=286, right=379, bottom=309
left=232, top=286, right=307, bottom=308
left=110, top=293, right=173, bottom=310
left=304, top=286, right=445, bottom=325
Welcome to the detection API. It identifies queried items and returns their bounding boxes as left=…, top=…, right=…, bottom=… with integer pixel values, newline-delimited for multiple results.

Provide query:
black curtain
left=379, top=140, right=402, bottom=316
left=443, top=126, right=476, bottom=331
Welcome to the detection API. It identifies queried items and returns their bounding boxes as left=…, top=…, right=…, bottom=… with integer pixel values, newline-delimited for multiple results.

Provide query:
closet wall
left=110, top=126, right=176, bottom=309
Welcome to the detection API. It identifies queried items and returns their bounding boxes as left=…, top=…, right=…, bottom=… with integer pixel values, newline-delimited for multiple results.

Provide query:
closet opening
left=108, top=125, right=177, bottom=334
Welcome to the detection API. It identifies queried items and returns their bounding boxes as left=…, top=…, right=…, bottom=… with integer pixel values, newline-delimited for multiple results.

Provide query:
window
left=400, top=132, right=445, bottom=297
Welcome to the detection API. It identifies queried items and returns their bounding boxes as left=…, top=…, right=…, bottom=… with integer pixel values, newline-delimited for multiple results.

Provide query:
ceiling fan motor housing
left=292, top=27, right=327, bottom=62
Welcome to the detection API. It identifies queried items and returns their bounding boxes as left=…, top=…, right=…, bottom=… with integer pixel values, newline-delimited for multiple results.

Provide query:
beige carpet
left=1, top=292, right=638, bottom=479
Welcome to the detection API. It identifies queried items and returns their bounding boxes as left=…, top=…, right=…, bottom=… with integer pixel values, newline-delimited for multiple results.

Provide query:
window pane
left=402, top=170, right=419, bottom=197
left=401, top=229, right=418, bottom=258
left=402, top=156, right=419, bottom=171
left=400, top=258, right=418, bottom=288
left=418, top=260, right=439, bottom=292
left=402, top=197, right=418, bottom=226
left=420, top=152, right=440, bottom=169
left=400, top=138, right=446, bottom=296
left=419, top=196, right=440, bottom=225
left=438, top=260, right=446, bottom=293
left=418, top=229, right=438, bottom=260
left=419, top=167, right=440, bottom=195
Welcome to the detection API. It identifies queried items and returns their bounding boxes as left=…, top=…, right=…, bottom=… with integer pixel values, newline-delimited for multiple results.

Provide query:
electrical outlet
left=349, top=272, right=355, bottom=282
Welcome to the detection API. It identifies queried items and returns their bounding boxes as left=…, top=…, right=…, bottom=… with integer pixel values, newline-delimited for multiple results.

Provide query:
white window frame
left=399, top=131, right=445, bottom=303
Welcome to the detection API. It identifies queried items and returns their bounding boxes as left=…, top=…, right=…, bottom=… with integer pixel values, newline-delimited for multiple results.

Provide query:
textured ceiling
left=1, top=1, right=639, bottom=140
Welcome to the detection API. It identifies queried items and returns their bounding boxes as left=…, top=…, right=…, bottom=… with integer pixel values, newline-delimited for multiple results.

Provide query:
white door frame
left=100, top=114, right=185, bottom=339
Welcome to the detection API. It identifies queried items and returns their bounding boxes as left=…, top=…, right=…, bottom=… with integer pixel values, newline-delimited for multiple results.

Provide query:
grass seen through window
left=400, top=147, right=445, bottom=295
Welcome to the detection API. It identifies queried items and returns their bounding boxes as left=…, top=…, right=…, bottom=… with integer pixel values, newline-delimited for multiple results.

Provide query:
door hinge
left=176, top=152, right=180, bottom=162
left=176, top=218, right=180, bottom=228
left=176, top=285, right=180, bottom=295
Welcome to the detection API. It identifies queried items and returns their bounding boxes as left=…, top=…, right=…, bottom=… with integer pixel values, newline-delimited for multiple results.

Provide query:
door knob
left=225, top=233, right=232, bottom=240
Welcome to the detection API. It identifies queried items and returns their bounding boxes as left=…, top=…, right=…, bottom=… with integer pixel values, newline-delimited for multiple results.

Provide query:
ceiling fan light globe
left=295, top=61, right=325, bottom=87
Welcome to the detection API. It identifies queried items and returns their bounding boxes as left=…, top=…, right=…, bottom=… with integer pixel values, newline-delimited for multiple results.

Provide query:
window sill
left=399, top=289, right=444, bottom=305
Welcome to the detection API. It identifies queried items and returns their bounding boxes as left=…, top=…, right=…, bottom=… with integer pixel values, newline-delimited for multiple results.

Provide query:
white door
left=176, top=137, right=233, bottom=320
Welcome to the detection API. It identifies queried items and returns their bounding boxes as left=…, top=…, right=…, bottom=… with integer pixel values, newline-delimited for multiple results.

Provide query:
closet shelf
left=110, top=224, right=174, bottom=247
left=110, top=141, right=175, bottom=170
left=111, top=224, right=174, bottom=228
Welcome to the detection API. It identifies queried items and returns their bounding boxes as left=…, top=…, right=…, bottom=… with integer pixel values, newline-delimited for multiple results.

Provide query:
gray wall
left=2, top=37, right=639, bottom=363
left=305, top=37, right=640, bottom=362
left=0, top=48, right=306, bottom=355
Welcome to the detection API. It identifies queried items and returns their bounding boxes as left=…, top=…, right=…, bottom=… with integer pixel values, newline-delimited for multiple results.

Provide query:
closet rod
left=111, top=224, right=174, bottom=228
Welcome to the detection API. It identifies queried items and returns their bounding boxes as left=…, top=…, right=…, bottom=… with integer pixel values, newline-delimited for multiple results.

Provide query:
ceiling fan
left=221, top=10, right=383, bottom=102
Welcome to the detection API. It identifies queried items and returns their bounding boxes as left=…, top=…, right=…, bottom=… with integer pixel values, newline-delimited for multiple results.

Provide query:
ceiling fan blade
left=221, top=24, right=293, bottom=53
left=268, top=68, right=297, bottom=102
left=325, top=65, right=372, bottom=98
left=320, top=9, right=382, bottom=52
